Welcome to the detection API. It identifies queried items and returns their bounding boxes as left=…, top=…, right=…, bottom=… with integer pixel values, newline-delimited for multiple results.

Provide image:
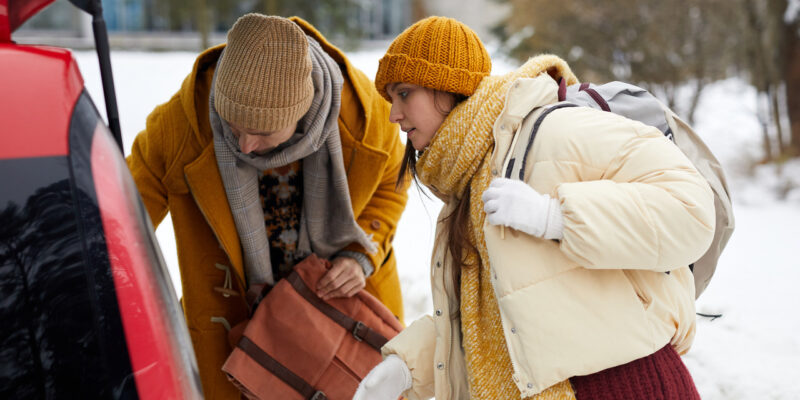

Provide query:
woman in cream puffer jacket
left=354, top=16, right=715, bottom=400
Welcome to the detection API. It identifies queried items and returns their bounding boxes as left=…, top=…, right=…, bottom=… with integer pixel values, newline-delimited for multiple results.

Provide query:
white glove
left=481, top=177, right=564, bottom=240
left=352, top=355, right=412, bottom=400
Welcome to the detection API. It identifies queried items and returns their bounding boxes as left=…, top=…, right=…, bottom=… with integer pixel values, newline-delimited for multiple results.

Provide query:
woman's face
left=386, top=83, right=454, bottom=151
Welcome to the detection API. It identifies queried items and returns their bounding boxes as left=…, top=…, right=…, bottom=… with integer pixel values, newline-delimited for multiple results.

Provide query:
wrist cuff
left=544, top=196, right=564, bottom=240
left=336, top=250, right=375, bottom=277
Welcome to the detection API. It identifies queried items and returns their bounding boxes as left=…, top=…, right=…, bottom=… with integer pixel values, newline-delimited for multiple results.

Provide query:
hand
left=352, top=355, right=412, bottom=400
left=316, top=256, right=366, bottom=300
left=481, top=177, right=564, bottom=239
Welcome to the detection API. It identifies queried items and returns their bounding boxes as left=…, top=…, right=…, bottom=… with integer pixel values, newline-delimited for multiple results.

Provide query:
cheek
left=269, top=130, right=294, bottom=147
left=421, top=109, right=446, bottom=135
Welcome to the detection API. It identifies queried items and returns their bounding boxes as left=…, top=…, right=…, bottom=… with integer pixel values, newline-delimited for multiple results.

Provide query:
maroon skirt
left=569, top=344, right=700, bottom=400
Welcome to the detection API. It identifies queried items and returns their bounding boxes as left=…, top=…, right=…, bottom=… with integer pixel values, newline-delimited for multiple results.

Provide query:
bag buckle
left=310, top=390, right=327, bottom=400
left=352, top=321, right=366, bottom=342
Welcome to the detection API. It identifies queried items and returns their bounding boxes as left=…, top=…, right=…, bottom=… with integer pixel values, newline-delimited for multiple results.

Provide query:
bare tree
left=785, top=3, right=800, bottom=157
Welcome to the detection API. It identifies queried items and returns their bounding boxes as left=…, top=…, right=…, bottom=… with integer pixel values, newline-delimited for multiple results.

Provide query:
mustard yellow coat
left=126, top=18, right=408, bottom=399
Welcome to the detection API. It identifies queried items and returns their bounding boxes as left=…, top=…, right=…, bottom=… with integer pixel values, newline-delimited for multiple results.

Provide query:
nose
left=389, top=103, right=403, bottom=124
left=239, top=134, right=259, bottom=154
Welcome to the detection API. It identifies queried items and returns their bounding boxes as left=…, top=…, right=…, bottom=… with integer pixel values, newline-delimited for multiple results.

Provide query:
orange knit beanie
left=374, top=16, right=491, bottom=102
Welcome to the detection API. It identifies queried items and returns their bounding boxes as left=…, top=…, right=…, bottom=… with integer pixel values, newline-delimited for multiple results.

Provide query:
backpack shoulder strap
left=504, top=103, right=578, bottom=181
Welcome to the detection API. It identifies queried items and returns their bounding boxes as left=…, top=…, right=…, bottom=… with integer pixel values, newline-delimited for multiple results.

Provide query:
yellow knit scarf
left=416, top=55, right=578, bottom=400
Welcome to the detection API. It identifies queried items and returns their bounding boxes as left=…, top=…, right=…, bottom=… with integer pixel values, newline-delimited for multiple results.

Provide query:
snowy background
left=73, top=47, right=800, bottom=399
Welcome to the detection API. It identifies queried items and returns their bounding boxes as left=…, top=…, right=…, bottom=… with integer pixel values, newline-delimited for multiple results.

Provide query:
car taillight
left=90, top=120, right=202, bottom=399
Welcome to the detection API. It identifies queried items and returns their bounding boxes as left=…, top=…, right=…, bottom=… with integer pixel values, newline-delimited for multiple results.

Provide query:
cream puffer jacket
left=382, top=74, right=715, bottom=399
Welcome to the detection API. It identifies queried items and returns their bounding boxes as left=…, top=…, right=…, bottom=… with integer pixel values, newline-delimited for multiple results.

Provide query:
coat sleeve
left=126, top=106, right=172, bottom=229
left=381, top=315, right=436, bottom=400
left=552, top=112, right=715, bottom=271
left=341, top=81, right=409, bottom=277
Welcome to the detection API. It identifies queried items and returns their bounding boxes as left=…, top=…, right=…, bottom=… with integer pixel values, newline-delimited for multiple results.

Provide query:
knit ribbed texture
left=374, top=16, right=491, bottom=101
left=570, top=344, right=701, bottom=400
left=415, top=55, right=577, bottom=399
left=214, top=14, right=313, bottom=131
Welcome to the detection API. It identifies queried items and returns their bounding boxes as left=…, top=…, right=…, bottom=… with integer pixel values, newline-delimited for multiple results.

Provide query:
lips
left=404, top=128, right=416, bottom=137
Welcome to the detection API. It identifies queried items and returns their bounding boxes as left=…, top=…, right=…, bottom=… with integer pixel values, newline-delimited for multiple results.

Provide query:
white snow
left=72, top=47, right=800, bottom=399
left=787, top=0, right=800, bottom=24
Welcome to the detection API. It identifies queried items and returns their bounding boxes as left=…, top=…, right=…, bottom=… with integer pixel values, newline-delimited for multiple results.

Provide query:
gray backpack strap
left=566, top=81, right=673, bottom=139
left=504, top=103, right=578, bottom=181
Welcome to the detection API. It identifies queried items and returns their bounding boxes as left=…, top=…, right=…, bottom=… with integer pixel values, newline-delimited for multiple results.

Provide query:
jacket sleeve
left=381, top=316, right=436, bottom=400
left=341, top=95, right=409, bottom=276
left=126, top=107, right=171, bottom=229
left=553, top=113, right=715, bottom=271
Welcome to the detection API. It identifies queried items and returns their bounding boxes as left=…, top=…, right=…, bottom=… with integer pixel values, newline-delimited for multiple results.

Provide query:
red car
left=1, top=0, right=203, bottom=398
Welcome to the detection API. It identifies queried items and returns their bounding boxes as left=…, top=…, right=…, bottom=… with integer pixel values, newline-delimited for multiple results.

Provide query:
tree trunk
left=786, top=22, right=800, bottom=157
left=687, top=79, right=705, bottom=125
left=769, top=85, right=786, bottom=155
left=759, top=93, right=774, bottom=162
left=743, top=0, right=775, bottom=161
left=195, top=0, right=209, bottom=51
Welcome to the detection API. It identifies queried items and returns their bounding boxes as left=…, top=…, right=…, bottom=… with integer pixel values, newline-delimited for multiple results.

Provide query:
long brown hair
left=395, top=89, right=475, bottom=304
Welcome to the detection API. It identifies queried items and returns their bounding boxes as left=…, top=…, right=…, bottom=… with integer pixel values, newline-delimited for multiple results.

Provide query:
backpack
left=505, top=79, right=734, bottom=299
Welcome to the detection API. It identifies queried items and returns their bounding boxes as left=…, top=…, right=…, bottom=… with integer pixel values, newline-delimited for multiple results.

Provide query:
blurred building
left=15, top=0, right=413, bottom=50
left=13, top=0, right=505, bottom=50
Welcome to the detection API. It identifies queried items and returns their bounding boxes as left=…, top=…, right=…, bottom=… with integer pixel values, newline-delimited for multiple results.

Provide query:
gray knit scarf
left=210, top=37, right=376, bottom=287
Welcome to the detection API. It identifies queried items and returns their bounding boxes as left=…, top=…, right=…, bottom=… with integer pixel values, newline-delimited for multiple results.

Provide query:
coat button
left=527, top=383, right=533, bottom=389
left=436, top=261, right=441, bottom=268
left=437, top=362, right=445, bottom=370
left=510, top=327, right=516, bottom=334
left=435, top=309, right=442, bottom=316
left=370, top=219, right=381, bottom=230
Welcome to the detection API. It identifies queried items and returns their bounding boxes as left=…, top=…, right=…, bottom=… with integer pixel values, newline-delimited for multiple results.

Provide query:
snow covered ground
left=73, top=47, right=800, bottom=399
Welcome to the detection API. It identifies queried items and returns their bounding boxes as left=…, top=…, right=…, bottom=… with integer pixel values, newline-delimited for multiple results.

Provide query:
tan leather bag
left=222, top=254, right=403, bottom=400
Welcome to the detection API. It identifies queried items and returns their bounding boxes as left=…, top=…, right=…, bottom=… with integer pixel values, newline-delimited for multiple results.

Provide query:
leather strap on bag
left=238, top=336, right=328, bottom=400
left=287, top=271, right=389, bottom=352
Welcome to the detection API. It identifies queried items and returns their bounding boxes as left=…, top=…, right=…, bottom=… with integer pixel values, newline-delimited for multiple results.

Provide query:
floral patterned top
left=259, top=160, right=303, bottom=280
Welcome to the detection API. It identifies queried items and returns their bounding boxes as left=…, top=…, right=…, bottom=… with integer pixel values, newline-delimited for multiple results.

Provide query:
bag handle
left=287, top=271, right=389, bottom=352
left=238, top=336, right=327, bottom=400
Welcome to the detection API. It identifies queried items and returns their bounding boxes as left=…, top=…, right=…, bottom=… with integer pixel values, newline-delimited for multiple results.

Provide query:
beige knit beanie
left=214, top=14, right=314, bottom=132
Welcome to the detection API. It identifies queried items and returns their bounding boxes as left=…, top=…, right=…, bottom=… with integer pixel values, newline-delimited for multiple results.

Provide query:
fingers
left=486, top=210, right=505, bottom=226
left=325, top=277, right=364, bottom=300
left=483, top=199, right=499, bottom=214
left=352, top=362, right=385, bottom=400
left=481, top=185, right=499, bottom=204
left=316, top=262, right=344, bottom=294
left=482, top=177, right=513, bottom=205
left=316, top=257, right=365, bottom=300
